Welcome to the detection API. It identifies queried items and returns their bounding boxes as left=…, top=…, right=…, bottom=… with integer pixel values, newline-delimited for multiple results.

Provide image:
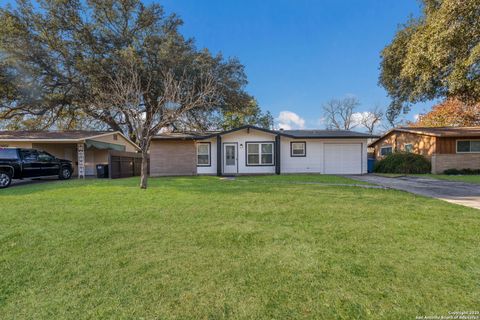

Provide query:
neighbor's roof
left=152, top=131, right=220, bottom=140
left=0, top=130, right=114, bottom=140
left=153, top=125, right=378, bottom=140
left=393, top=126, right=480, bottom=137
left=369, top=126, right=480, bottom=147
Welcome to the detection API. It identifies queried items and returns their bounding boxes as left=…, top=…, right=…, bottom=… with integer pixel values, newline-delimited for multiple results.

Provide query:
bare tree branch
left=359, top=105, right=384, bottom=134
left=93, top=55, right=222, bottom=188
left=322, top=97, right=360, bottom=130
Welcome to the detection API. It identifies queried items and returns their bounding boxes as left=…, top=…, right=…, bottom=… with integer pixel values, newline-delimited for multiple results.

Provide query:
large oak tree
left=0, top=0, right=256, bottom=188
left=380, top=0, right=480, bottom=118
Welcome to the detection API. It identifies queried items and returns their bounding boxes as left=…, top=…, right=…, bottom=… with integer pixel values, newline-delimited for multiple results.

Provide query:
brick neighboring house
left=369, top=127, right=480, bottom=173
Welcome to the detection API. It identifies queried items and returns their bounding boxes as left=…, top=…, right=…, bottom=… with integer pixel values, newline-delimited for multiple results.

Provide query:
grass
left=374, top=172, right=480, bottom=184
left=1, top=175, right=479, bottom=319
left=235, top=173, right=371, bottom=185
left=417, top=174, right=480, bottom=184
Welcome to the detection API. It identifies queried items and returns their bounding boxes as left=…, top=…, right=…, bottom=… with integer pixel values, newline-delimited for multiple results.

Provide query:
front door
left=223, top=143, right=238, bottom=175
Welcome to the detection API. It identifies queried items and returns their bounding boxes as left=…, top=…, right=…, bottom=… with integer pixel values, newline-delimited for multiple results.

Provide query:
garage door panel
left=324, top=144, right=362, bottom=174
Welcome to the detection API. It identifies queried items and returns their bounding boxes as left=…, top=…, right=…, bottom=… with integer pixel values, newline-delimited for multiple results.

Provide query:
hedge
left=443, top=168, right=480, bottom=175
left=374, top=152, right=431, bottom=174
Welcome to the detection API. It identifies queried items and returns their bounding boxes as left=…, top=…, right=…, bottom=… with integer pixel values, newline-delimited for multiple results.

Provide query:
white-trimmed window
left=380, top=146, right=392, bottom=156
left=404, top=144, right=413, bottom=152
left=197, top=143, right=211, bottom=166
left=291, top=142, right=306, bottom=157
left=246, top=142, right=274, bottom=165
left=457, top=140, right=480, bottom=153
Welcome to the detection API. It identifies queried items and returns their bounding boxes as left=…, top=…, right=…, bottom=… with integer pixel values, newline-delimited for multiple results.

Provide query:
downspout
left=217, top=136, right=222, bottom=176
left=275, top=134, right=281, bottom=175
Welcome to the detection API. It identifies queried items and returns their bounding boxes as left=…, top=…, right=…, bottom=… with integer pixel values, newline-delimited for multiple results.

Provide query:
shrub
left=443, top=168, right=480, bottom=175
left=444, top=168, right=461, bottom=175
left=374, top=152, right=431, bottom=174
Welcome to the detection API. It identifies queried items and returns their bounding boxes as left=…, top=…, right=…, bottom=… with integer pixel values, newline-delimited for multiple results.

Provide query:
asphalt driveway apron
left=346, top=175, right=480, bottom=210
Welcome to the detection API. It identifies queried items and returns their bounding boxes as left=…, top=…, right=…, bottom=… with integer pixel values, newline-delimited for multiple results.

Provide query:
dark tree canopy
left=380, top=0, right=480, bottom=116
left=216, top=99, right=273, bottom=131
left=0, top=0, right=267, bottom=188
left=0, top=0, right=260, bottom=135
left=180, top=99, right=273, bottom=131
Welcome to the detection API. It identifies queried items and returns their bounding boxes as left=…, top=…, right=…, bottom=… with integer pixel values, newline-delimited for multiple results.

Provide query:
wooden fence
left=108, top=150, right=149, bottom=179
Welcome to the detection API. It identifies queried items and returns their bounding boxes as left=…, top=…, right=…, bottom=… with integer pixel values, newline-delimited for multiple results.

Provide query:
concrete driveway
left=347, top=174, right=480, bottom=210
left=8, top=176, right=61, bottom=188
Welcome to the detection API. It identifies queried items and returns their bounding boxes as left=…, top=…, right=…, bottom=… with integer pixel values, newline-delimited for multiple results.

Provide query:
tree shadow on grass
left=0, top=177, right=125, bottom=196
left=0, top=176, right=223, bottom=196
left=1, top=175, right=376, bottom=198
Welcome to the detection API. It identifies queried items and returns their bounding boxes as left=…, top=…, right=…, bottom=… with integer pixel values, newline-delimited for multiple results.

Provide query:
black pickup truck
left=0, top=148, right=73, bottom=188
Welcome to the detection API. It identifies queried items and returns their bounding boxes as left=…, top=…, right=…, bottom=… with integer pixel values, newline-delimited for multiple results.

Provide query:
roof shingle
left=153, top=125, right=378, bottom=140
left=280, top=129, right=377, bottom=139
left=152, top=131, right=219, bottom=140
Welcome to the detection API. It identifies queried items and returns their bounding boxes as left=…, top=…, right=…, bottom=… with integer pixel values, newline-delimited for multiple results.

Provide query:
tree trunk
left=139, top=148, right=149, bottom=189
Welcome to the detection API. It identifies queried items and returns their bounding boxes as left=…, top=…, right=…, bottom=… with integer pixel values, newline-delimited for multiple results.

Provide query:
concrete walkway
left=347, top=174, right=480, bottom=210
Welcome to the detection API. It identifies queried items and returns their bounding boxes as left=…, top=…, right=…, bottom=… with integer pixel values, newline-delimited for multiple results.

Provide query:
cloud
left=351, top=112, right=364, bottom=127
left=277, top=111, right=305, bottom=130
left=351, top=111, right=382, bottom=130
left=351, top=112, right=370, bottom=128
left=413, top=114, right=420, bottom=121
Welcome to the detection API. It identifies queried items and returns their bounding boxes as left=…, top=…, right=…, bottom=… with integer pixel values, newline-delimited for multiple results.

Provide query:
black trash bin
left=96, top=164, right=109, bottom=178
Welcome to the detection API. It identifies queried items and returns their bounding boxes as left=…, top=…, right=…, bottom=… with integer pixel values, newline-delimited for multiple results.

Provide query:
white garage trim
left=323, top=143, right=363, bottom=174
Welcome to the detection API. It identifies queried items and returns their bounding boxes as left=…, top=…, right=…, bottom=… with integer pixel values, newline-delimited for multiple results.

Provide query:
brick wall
left=373, top=131, right=436, bottom=159
left=432, top=154, right=480, bottom=173
left=149, top=140, right=196, bottom=176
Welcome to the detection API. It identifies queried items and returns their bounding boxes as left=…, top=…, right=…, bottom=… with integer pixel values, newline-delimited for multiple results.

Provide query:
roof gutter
left=153, top=125, right=380, bottom=140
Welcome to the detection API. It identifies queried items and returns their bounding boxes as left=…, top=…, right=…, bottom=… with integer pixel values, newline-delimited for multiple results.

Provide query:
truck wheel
left=0, top=171, right=12, bottom=189
left=59, top=167, right=72, bottom=180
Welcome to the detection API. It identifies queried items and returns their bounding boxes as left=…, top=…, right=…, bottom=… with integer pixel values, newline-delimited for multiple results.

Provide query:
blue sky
left=157, top=0, right=432, bottom=130
left=4, top=0, right=432, bottom=130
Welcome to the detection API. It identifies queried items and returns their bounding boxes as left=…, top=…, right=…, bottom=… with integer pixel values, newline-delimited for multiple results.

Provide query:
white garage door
left=324, top=144, right=362, bottom=174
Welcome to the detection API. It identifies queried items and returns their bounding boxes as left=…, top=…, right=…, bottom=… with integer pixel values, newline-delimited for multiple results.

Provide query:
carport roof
left=0, top=130, right=114, bottom=140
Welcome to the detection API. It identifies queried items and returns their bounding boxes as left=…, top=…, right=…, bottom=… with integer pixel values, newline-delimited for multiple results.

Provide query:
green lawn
left=375, top=173, right=480, bottom=184
left=235, top=173, right=371, bottom=184
left=1, top=175, right=479, bottom=319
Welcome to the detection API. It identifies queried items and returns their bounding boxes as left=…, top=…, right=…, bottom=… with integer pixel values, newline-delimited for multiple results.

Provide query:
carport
left=0, top=130, right=140, bottom=178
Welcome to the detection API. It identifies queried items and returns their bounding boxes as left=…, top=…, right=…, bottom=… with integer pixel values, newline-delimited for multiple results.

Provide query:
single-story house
left=369, top=126, right=480, bottom=173
left=0, top=130, right=140, bottom=177
left=150, top=125, right=377, bottom=176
